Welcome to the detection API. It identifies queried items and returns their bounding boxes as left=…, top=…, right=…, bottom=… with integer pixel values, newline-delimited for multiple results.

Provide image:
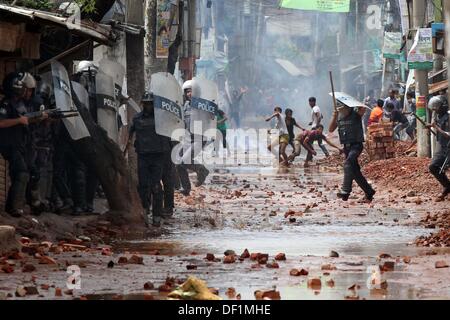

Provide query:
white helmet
left=428, top=95, right=447, bottom=111
left=21, top=72, right=37, bottom=89
left=76, top=61, right=99, bottom=74
left=182, top=80, right=193, bottom=91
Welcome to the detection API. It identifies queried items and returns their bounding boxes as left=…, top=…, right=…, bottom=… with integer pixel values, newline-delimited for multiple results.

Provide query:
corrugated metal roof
left=0, top=4, right=114, bottom=44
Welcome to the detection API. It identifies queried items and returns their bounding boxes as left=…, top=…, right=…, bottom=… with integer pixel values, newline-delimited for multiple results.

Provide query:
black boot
left=337, top=190, right=350, bottom=201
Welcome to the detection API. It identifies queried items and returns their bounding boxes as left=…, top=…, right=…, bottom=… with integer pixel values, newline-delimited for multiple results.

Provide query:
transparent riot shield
left=190, top=78, right=218, bottom=135
left=51, top=61, right=90, bottom=140
left=96, top=71, right=119, bottom=143
left=150, top=72, right=184, bottom=141
left=98, top=58, right=125, bottom=102
left=71, top=81, right=90, bottom=110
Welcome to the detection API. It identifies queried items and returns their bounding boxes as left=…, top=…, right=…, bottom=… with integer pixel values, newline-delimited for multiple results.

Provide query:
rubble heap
left=415, top=210, right=450, bottom=247
left=366, top=123, right=395, bottom=161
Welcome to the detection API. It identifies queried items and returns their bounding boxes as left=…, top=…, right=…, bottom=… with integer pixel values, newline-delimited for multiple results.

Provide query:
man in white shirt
left=266, top=106, right=289, bottom=166
left=308, top=97, right=329, bottom=157
left=383, top=89, right=401, bottom=111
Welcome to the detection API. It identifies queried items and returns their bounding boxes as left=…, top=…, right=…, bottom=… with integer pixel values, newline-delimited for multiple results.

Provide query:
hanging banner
left=408, top=28, right=433, bottom=70
left=156, top=0, right=179, bottom=58
left=280, top=0, right=350, bottom=13
left=383, top=32, right=402, bottom=59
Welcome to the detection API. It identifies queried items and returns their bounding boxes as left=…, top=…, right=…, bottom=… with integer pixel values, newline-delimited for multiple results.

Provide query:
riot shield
left=96, top=71, right=119, bottom=143
left=150, top=72, right=184, bottom=141
left=98, top=58, right=126, bottom=102
left=51, top=61, right=90, bottom=140
left=71, top=81, right=90, bottom=110
left=190, top=78, right=218, bottom=135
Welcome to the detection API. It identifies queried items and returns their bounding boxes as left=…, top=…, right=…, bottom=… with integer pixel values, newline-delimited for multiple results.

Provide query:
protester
left=288, top=125, right=342, bottom=167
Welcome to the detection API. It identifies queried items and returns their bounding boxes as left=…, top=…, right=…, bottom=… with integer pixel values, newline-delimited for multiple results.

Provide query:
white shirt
left=311, top=105, right=322, bottom=128
left=275, top=113, right=288, bottom=135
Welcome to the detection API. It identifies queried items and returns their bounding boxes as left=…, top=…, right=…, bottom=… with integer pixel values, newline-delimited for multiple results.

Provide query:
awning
left=0, top=4, right=115, bottom=44
left=274, top=58, right=314, bottom=77
left=429, top=80, right=448, bottom=94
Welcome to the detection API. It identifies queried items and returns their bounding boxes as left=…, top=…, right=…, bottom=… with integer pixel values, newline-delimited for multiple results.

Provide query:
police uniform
left=429, top=111, right=450, bottom=193
left=0, top=98, right=30, bottom=216
left=337, top=108, right=375, bottom=198
left=130, top=107, right=171, bottom=225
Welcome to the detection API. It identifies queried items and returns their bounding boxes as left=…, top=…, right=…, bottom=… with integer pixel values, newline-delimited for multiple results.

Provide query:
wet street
left=1, top=146, right=449, bottom=301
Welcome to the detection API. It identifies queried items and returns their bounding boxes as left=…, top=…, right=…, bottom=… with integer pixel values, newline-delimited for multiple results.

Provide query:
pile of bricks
left=367, top=122, right=395, bottom=161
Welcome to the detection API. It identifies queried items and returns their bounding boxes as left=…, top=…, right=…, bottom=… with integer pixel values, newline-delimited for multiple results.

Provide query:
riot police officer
left=427, top=95, right=450, bottom=201
left=176, top=81, right=210, bottom=196
left=329, top=103, right=376, bottom=202
left=0, top=72, right=33, bottom=216
left=127, top=91, right=171, bottom=227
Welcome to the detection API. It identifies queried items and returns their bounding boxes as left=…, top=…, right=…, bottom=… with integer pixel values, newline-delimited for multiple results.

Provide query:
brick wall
left=367, top=122, right=395, bottom=161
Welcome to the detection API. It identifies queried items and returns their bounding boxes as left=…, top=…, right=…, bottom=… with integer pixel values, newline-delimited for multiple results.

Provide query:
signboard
left=432, top=23, right=445, bottom=55
left=383, top=32, right=402, bottom=59
left=156, top=0, right=179, bottom=58
left=408, top=28, right=433, bottom=70
left=280, top=0, right=350, bottom=13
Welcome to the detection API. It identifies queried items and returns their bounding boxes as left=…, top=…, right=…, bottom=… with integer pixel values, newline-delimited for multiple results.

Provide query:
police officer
left=73, top=61, right=99, bottom=213
left=22, top=73, right=48, bottom=214
left=127, top=91, right=171, bottom=227
left=427, top=95, right=450, bottom=201
left=176, top=81, right=209, bottom=196
left=329, top=102, right=376, bottom=202
left=0, top=72, right=34, bottom=216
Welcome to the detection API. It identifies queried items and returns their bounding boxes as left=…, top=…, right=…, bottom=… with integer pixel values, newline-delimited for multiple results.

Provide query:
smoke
left=205, top=0, right=402, bottom=130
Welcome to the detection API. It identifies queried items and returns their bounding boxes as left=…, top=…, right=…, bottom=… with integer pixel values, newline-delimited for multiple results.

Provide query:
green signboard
left=408, top=28, right=433, bottom=70
left=280, top=0, right=350, bottom=13
left=383, top=32, right=402, bottom=59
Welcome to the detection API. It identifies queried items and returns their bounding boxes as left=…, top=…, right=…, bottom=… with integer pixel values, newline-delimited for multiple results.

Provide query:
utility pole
left=412, top=0, right=431, bottom=158
left=444, top=0, right=450, bottom=104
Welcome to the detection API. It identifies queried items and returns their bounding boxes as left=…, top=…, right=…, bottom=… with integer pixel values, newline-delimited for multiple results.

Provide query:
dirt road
left=1, top=149, right=449, bottom=300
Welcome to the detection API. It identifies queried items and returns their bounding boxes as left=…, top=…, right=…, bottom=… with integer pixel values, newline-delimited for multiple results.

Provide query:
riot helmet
left=141, top=91, right=154, bottom=115
left=182, top=80, right=193, bottom=92
left=2, top=72, right=35, bottom=98
left=141, top=91, right=154, bottom=102
left=428, top=95, right=448, bottom=115
left=76, top=61, right=99, bottom=75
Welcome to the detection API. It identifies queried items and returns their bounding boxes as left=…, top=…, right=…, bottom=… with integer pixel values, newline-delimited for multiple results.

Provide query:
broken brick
left=274, top=253, right=286, bottom=261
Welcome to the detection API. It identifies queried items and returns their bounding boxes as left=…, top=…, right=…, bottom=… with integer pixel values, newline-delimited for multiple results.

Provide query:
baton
left=329, top=71, right=338, bottom=111
left=409, top=112, right=437, bottom=136
left=440, top=155, right=449, bottom=175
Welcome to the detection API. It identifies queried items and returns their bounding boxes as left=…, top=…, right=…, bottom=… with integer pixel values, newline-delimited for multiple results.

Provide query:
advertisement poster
left=383, top=32, right=402, bottom=59
left=408, top=28, right=433, bottom=70
left=280, top=0, right=350, bottom=13
left=156, top=0, right=178, bottom=58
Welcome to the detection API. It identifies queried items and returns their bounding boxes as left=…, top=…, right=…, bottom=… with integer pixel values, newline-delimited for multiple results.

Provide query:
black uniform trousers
left=342, top=143, right=373, bottom=195
left=137, top=152, right=164, bottom=217
left=162, top=150, right=175, bottom=210
left=0, top=146, right=29, bottom=212
left=429, top=146, right=449, bottom=189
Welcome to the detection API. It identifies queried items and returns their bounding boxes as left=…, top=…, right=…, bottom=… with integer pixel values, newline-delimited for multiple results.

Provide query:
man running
left=266, top=106, right=289, bottom=166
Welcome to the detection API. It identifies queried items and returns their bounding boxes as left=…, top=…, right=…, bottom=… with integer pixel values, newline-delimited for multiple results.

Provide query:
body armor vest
left=337, top=109, right=365, bottom=145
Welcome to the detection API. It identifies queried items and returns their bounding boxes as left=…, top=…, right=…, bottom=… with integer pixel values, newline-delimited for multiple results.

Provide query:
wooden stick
left=329, top=71, right=338, bottom=111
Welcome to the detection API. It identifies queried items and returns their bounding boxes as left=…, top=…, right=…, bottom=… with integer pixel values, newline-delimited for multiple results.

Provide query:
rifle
left=25, top=108, right=79, bottom=121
